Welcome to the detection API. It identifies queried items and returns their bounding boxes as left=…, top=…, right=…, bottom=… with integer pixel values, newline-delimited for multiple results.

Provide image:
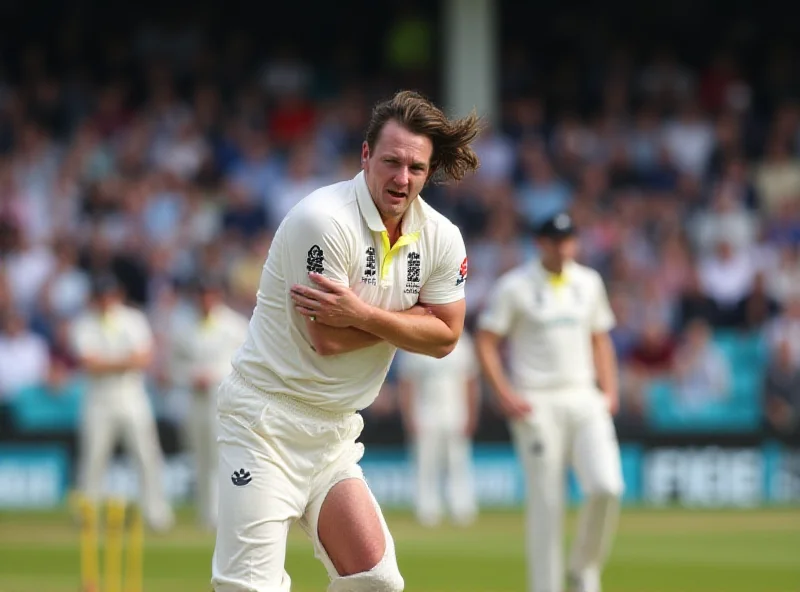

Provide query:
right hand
left=496, top=391, right=533, bottom=419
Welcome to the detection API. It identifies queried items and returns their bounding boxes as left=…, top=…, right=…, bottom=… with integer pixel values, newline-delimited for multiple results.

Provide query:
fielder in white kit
left=476, top=213, right=623, bottom=592
left=168, top=276, right=249, bottom=530
left=396, top=331, right=480, bottom=527
left=211, top=90, right=482, bottom=592
left=70, top=275, right=175, bottom=531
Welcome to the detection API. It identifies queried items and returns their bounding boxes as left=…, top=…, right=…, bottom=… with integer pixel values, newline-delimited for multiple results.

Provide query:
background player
left=396, top=330, right=480, bottom=527
left=211, top=90, right=481, bottom=592
left=475, top=213, right=623, bottom=592
left=167, top=276, right=249, bottom=530
left=69, top=274, right=175, bottom=532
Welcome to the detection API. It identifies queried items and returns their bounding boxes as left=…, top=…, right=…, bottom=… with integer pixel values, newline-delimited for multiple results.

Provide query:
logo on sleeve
left=306, top=245, right=324, bottom=274
left=361, top=247, right=377, bottom=286
left=404, top=252, right=421, bottom=294
left=455, top=256, right=468, bottom=286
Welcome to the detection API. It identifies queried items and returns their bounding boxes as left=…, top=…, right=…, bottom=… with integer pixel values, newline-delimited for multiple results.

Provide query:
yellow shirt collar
left=536, top=260, right=575, bottom=289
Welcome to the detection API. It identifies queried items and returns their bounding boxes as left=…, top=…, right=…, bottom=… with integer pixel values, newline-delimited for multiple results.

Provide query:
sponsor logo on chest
left=361, top=247, right=378, bottom=286
left=404, top=252, right=421, bottom=294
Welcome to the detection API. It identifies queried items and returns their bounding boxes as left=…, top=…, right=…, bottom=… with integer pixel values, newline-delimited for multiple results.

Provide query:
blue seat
left=645, top=331, right=764, bottom=433
left=8, top=379, right=86, bottom=432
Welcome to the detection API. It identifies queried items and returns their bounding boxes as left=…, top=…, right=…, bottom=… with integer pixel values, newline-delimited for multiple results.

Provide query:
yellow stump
left=78, top=496, right=100, bottom=592
left=124, top=505, right=144, bottom=592
left=104, top=499, right=127, bottom=592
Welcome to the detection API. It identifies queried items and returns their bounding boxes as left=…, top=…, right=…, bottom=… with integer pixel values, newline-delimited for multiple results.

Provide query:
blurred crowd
left=1, top=21, right=799, bottom=439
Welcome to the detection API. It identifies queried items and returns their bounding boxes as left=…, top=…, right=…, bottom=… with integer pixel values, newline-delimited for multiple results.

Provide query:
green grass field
left=1, top=507, right=799, bottom=592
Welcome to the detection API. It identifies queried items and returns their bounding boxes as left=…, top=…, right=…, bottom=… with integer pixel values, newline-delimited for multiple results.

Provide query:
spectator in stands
left=622, top=318, right=676, bottom=417
left=676, top=265, right=720, bottom=330
left=37, top=235, right=90, bottom=324
left=662, top=98, right=715, bottom=178
left=764, top=339, right=800, bottom=436
left=736, top=271, right=780, bottom=331
left=517, top=142, right=572, bottom=227
left=0, top=309, right=50, bottom=401
left=765, top=296, right=800, bottom=370
left=766, top=243, right=800, bottom=305
left=697, top=238, right=756, bottom=325
left=688, top=183, right=759, bottom=256
left=754, top=135, right=800, bottom=217
left=671, top=318, right=731, bottom=411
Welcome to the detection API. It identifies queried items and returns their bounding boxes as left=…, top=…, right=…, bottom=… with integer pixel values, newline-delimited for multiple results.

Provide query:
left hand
left=603, top=391, right=620, bottom=415
left=290, top=273, right=371, bottom=328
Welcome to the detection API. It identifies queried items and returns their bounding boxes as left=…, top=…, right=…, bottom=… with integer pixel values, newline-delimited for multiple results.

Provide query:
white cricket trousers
left=413, top=426, right=476, bottom=526
left=78, top=390, right=174, bottom=530
left=188, top=389, right=219, bottom=529
left=510, top=389, right=623, bottom=592
left=212, top=370, right=402, bottom=592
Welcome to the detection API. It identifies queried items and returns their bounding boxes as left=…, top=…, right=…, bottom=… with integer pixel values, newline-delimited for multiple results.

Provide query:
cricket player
left=211, top=90, right=481, bottom=592
left=70, top=274, right=175, bottom=531
left=168, top=276, right=249, bottom=530
left=396, top=331, right=480, bottom=527
left=475, top=213, right=623, bottom=592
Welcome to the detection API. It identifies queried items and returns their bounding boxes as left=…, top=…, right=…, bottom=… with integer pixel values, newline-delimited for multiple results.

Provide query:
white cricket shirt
left=232, top=171, right=468, bottom=412
left=70, top=303, right=154, bottom=403
left=169, top=303, right=250, bottom=390
left=395, top=332, right=478, bottom=431
left=478, top=259, right=615, bottom=392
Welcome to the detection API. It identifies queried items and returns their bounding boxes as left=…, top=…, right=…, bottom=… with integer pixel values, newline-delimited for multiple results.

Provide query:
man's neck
left=541, top=259, right=564, bottom=275
left=382, top=217, right=403, bottom=246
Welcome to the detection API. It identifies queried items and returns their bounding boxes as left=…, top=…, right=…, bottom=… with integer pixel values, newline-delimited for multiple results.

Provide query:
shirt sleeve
left=283, top=209, right=352, bottom=288
left=476, top=274, right=518, bottom=337
left=590, top=273, right=616, bottom=333
left=418, top=223, right=468, bottom=305
left=69, top=318, right=95, bottom=358
left=129, top=311, right=155, bottom=352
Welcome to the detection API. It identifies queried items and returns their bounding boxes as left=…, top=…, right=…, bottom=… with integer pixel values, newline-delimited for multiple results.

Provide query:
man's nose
left=394, top=167, right=409, bottom=186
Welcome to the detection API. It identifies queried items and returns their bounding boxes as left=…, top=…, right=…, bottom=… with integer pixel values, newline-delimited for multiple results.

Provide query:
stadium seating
left=8, top=380, right=86, bottom=433
left=645, top=331, right=767, bottom=433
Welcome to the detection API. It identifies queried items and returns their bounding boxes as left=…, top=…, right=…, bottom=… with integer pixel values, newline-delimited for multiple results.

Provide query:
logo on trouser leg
left=231, top=469, right=252, bottom=486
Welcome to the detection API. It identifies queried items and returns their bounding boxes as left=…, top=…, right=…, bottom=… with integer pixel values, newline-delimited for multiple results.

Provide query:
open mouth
left=387, top=189, right=407, bottom=199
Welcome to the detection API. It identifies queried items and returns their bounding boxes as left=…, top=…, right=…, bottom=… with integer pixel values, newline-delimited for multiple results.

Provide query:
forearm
left=354, top=305, right=458, bottom=358
left=82, top=358, right=130, bottom=375
left=308, top=306, right=431, bottom=356
left=593, top=334, right=619, bottom=400
left=465, top=378, right=481, bottom=428
left=308, top=323, right=383, bottom=355
left=82, top=351, right=152, bottom=375
left=475, top=332, right=516, bottom=400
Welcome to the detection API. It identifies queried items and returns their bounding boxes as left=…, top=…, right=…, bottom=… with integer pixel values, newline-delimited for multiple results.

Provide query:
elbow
left=431, top=339, right=457, bottom=359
